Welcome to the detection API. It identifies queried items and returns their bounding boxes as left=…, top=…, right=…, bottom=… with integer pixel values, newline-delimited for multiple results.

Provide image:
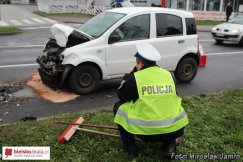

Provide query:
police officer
left=113, top=42, right=189, bottom=159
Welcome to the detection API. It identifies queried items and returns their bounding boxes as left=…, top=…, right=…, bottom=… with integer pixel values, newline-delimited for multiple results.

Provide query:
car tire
left=215, top=39, right=223, bottom=44
left=239, top=37, right=243, bottom=47
left=174, top=57, right=198, bottom=83
left=69, top=65, right=100, bottom=95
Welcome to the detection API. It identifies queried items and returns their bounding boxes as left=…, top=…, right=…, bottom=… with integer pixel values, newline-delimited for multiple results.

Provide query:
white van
left=37, top=7, right=200, bottom=94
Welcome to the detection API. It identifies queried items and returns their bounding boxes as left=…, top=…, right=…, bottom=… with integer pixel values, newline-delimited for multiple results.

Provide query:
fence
left=37, top=0, right=112, bottom=15
left=11, top=0, right=34, bottom=4
left=192, top=11, right=240, bottom=21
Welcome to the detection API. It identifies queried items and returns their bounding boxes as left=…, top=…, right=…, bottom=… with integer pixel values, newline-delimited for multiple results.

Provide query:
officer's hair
left=136, top=57, right=144, bottom=65
left=136, top=57, right=155, bottom=66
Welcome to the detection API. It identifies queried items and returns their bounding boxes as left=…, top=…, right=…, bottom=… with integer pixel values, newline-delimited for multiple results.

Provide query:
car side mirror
left=108, top=33, right=120, bottom=44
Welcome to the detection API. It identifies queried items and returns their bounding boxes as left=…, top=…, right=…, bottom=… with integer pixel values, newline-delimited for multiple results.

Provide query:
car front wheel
left=239, top=37, right=243, bottom=47
left=69, top=65, right=100, bottom=95
left=174, top=57, right=198, bottom=83
left=215, top=39, right=223, bottom=44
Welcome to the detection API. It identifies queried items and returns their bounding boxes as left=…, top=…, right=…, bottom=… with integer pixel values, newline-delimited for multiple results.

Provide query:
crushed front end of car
left=36, top=24, right=92, bottom=89
left=36, top=38, right=65, bottom=89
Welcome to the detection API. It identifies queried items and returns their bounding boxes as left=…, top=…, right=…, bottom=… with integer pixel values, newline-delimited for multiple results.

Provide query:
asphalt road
left=0, top=30, right=243, bottom=124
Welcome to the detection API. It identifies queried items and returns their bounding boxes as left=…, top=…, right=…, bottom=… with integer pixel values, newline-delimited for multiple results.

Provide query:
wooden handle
left=56, top=121, right=118, bottom=130
left=76, top=127, right=120, bottom=138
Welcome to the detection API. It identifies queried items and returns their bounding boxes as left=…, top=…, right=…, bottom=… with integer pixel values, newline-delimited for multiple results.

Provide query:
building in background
left=131, top=0, right=242, bottom=12
left=163, top=0, right=243, bottom=12
left=36, top=0, right=243, bottom=20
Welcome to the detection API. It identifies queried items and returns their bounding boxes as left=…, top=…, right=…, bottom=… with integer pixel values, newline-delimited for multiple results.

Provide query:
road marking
left=0, top=44, right=44, bottom=49
left=0, top=20, right=9, bottom=26
left=0, top=51, right=242, bottom=69
left=21, top=19, right=34, bottom=25
left=9, top=19, right=23, bottom=26
left=32, top=18, right=45, bottom=24
left=207, top=51, right=243, bottom=56
left=199, top=39, right=215, bottom=42
left=1, top=18, right=57, bottom=27
left=41, top=17, right=56, bottom=23
left=0, top=43, right=242, bottom=56
left=0, top=63, right=38, bottom=68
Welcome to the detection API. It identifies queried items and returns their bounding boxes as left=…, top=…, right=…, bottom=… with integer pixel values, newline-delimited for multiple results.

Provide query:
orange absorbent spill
left=26, top=72, right=79, bottom=103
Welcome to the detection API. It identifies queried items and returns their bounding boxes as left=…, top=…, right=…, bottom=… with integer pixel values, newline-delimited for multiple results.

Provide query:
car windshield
left=229, top=16, right=243, bottom=25
left=79, top=12, right=125, bottom=38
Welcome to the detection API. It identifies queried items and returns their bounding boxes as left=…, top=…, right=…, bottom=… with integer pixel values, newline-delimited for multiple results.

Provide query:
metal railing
left=37, top=0, right=112, bottom=15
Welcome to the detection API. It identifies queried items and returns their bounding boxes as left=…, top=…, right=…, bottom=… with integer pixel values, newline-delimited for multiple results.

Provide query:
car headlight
left=212, top=27, right=217, bottom=31
left=231, top=29, right=239, bottom=33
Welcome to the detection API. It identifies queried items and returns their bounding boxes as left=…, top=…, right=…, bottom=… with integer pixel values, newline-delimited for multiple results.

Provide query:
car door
left=151, top=13, right=185, bottom=70
left=105, top=14, right=151, bottom=77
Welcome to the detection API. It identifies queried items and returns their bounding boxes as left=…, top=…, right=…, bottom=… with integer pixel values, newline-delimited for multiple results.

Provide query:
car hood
left=215, top=23, right=243, bottom=30
left=50, top=23, right=93, bottom=47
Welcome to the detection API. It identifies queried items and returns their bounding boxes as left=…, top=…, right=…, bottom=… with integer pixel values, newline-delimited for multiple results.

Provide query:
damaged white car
left=37, top=7, right=200, bottom=94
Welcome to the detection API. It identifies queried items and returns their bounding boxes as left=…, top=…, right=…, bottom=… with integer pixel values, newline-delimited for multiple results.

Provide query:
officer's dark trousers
left=226, top=14, right=231, bottom=22
left=113, top=101, right=184, bottom=147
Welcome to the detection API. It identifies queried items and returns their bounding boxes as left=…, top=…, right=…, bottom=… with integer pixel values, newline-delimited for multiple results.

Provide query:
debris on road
left=27, top=72, right=79, bottom=103
left=0, top=82, right=24, bottom=106
left=106, top=95, right=113, bottom=98
left=0, top=86, right=11, bottom=104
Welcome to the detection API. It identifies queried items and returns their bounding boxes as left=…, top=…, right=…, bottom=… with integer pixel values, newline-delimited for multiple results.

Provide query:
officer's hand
left=127, top=66, right=137, bottom=74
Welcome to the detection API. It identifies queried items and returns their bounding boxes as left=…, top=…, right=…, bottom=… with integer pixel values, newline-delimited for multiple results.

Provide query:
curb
left=0, top=30, right=23, bottom=35
left=62, top=21, right=85, bottom=24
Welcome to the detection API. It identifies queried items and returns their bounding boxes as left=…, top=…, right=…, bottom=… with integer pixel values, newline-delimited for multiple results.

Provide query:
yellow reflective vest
left=114, top=66, right=189, bottom=135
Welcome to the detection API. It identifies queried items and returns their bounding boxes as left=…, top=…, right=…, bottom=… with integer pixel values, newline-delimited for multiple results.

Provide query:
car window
left=156, top=13, right=183, bottom=37
left=185, top=18, right=197, bottom=35
left=109, top=14, right=150, bottom=43
left=79, top=12, right=125, bottom=38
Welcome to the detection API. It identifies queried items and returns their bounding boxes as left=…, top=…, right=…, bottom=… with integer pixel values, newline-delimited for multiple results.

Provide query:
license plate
left=215, top=33, right=224, bottom=37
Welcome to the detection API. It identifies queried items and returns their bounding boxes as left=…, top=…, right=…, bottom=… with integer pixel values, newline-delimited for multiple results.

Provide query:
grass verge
left=1, top=89, right=243, bottom=162
left=196, top=20, right=225, bottom=25
left=0, top=27, right=22, bottom=34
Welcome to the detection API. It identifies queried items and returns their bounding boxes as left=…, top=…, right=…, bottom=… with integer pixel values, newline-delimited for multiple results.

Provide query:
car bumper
left=211, top=32, right=241, bottom=42
left=36, top=57, right=62, bottom=90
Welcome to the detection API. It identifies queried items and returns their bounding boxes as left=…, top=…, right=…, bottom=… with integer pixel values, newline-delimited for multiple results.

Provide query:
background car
left=212, top=15, right=243, bottom=46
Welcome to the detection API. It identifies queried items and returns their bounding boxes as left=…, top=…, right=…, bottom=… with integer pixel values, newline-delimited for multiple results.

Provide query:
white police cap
left=135, top=42, right=161, bottom=61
